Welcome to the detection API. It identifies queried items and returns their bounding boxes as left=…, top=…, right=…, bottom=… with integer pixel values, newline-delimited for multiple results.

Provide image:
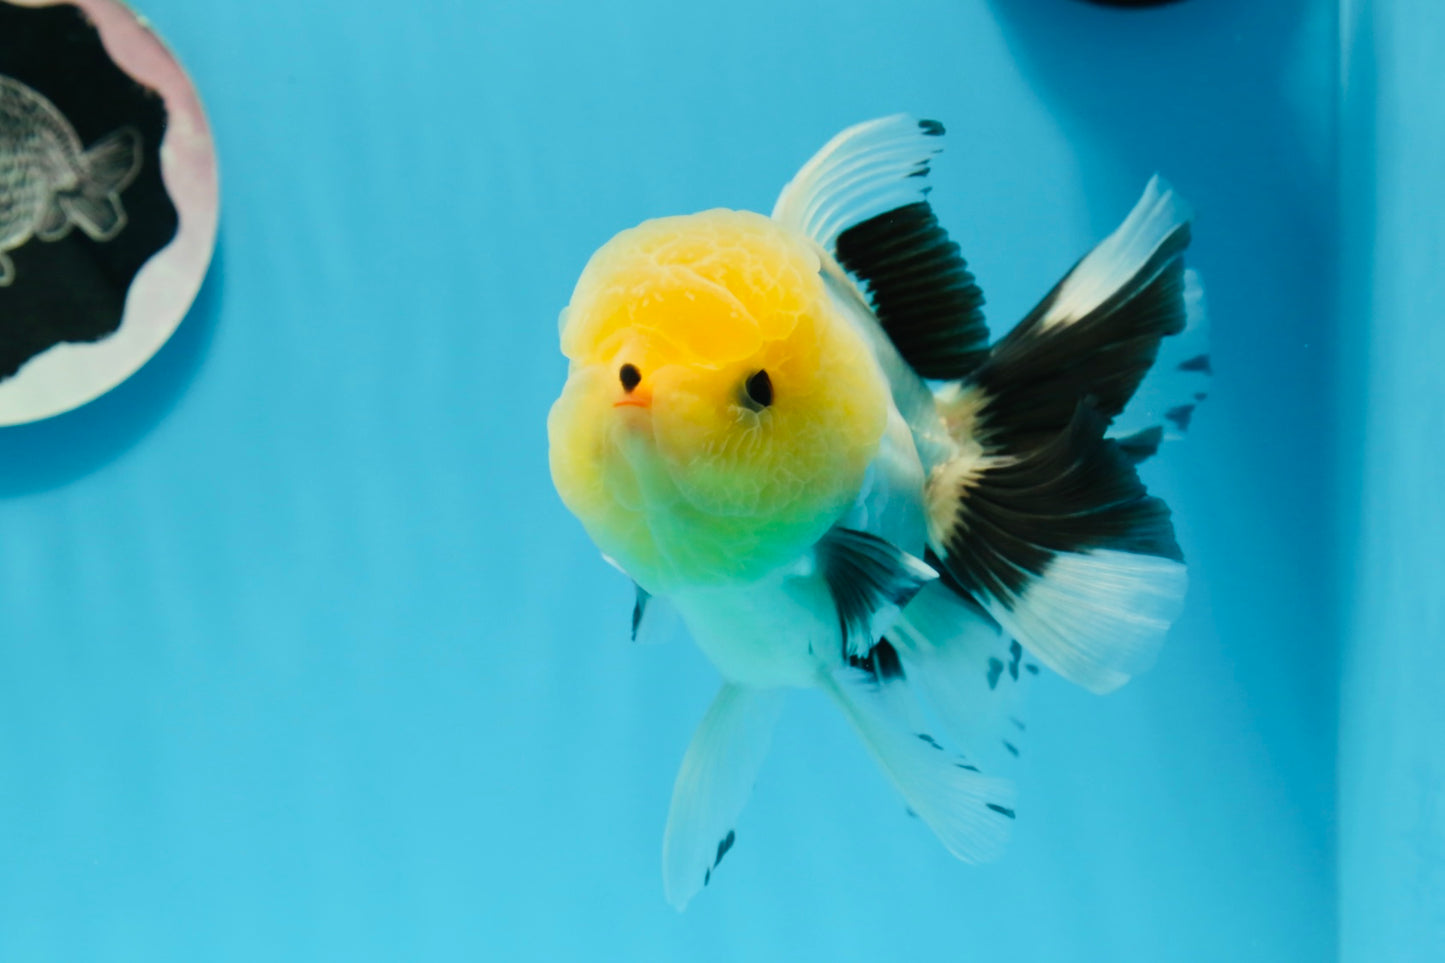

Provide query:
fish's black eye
left=743, top=369, right=773, bottom=410
left=619, top=364, right=641, bottom=392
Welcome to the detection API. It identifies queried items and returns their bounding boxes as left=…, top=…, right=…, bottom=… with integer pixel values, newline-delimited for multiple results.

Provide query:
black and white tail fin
left=924, top=178, right=1201, bottom=695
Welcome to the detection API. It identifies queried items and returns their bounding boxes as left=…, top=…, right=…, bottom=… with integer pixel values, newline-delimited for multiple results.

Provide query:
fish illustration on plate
left=0, top=74, right=142, bottom=287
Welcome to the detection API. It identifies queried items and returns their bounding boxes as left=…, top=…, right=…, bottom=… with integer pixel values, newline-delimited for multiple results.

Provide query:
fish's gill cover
left=550, top=209, right=890, bottom=588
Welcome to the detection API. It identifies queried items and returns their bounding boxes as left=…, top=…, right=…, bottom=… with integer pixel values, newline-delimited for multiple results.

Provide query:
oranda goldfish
left=548, top=116, right=1208, bottom=908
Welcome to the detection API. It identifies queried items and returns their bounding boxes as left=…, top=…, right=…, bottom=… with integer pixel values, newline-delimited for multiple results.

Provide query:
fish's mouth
left=613, top=387, right=652, bottom=410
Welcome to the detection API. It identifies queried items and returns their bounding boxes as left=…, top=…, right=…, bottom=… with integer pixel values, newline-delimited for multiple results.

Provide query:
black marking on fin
left=986, top=657, right=1004, bottom=690
left=1166, top=404, right=1195, bottom=431
left=987, top=803, right=1016, bottom=819
left=1115, top=425, right=1164, bottom=466
left=1194, top=392, right=1208, bottom=402
left=714, top=830, right=735, bottom=868
left=917, top=733, right=943, bottom=750
left=1025, top=663, right=1040, bottom=675
left=956, top=762, right=981, bottom=773
left=1010, top=717, right=1027, bottom=732
left=704, top=869, right=710, bottom=886
left=630, top=585, right=649, bottom=642
left=1008, top=640, right=1023, bottom=680
left=1003, top=741, right=1020, bottom=758
left=918, top=119, right=945, bottom=136
left=818, top=528, right=935, bottom=658
left=972, top=241, right=1191, bottom=446
left=848, top=637, right=906, bottom=683
left=932, top=401, right=1182, bottom=604
left=834, top=202, right=989, bottom=380
left=1178, top=353, right=1212, bottom=374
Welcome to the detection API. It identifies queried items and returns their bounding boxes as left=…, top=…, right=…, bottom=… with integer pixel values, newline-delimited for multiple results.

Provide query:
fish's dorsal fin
left=772, top=116, right=989, bottom=380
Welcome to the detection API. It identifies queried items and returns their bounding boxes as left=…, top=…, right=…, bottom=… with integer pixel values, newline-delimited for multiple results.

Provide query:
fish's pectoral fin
left=662, top=684, right=784, bottom=910
left=35, top=198, right=71, bottom=242
left=822, top=666, right=1016, bottom=863
left=817, top=527, right=936, bottom=661
left=772, top=115, right=989, bottom=380
left=0, top=251, right=13, bottom=288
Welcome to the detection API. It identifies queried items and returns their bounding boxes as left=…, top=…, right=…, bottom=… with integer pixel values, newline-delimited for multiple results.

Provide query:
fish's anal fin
left=823, top=667, right=1015, bottom=863
left=891, top=584, right=1038, bottom=774
left=773, top=115, right=990, bottom=381
left=663, top=684, right=784, bottom=911
left=816, top=527, right=937, bottom=661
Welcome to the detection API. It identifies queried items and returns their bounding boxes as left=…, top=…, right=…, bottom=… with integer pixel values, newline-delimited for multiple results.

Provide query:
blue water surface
left=2, top=0, right=1434, bottom=960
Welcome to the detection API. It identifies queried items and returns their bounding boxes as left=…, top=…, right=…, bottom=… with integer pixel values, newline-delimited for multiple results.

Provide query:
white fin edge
left=662, top=684, right=785, bottom=910
left=1041, top=175, right=1192, bottom=331
left=986, top=549, right=1187, bottom=695
left=771, top=114, right=942, bottom=249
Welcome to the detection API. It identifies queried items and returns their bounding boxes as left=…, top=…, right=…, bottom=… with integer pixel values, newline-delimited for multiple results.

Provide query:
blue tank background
left=0, top=0, right=1434, bottom=959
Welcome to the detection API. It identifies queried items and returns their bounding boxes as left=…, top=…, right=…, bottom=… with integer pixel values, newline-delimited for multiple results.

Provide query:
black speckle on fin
left=987, top=803, right=1016, bottom=820
left=1178, top=353, right=1212, bottom=374
left=1008, top=640, right=1023, bottom=680
left=834, top=202, right=990, bottom=380
left=630, top=585, right=649, bottom=642
left=986, top=657, right=1004, bottom=690
left=1166, top=404, right=1195, bottom=432
left=714, top=829, right=736, bottom=869
left=918, top=118, right=945, bottom=137
left=818, top=528, right=936, bottom=659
